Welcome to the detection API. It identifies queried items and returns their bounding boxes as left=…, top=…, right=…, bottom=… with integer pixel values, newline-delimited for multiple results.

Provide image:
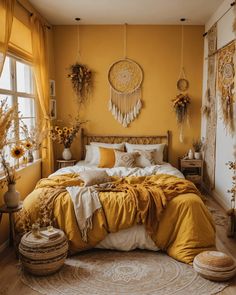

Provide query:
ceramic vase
left=194, top=152, right=201, bottom=160
left=188, top=149, right=194, bottom=160
left=4, top=184, right=20, bottom=208
left=27, top=150, right=34, bottom=163
left=62, top=148, right=72, bottom=160
left=33, top=150, right=40, bottom=160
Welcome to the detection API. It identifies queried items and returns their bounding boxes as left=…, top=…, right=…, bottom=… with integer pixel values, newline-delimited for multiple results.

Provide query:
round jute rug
left=21, top=250, right=229, bottom=295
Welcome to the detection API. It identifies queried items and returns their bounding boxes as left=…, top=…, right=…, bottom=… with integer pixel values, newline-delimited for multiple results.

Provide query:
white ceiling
left=29, top=0, right=224, bottom=25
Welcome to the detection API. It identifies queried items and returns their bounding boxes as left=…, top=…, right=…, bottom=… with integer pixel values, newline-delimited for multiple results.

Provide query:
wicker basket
left=193, top=251, right=236, bottom=281
left=19, top=229, right=68, bottom=276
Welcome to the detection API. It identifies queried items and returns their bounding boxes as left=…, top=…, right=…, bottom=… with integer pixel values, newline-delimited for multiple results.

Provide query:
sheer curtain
left=31, top=15, right=54, bottom=177
left=0, top=0, right=15, bottom=76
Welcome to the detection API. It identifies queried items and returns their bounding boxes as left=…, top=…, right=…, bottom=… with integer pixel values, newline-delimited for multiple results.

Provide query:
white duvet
left=51, top=162, right=184, bottom=251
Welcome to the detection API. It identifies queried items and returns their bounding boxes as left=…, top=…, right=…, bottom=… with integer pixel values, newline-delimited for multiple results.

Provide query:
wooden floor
left=0, top=197, right=235, bottom=295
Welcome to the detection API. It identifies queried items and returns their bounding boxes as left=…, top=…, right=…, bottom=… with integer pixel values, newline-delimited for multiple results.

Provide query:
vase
left=27, top=150, right=34, bottom=163
left=4, top=184, right=20, bottom=208
left=33, top=150, right=40, bottom=160
left=188, top=149, right=194, bottom=160
left=194, top=152, right=201, bottom=160
left=62, top=148, right=72, bottom=160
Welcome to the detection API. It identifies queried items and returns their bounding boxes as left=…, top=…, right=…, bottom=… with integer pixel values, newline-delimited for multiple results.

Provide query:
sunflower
left=58, top=129, right=62, bottom=134
left=11, top=145, right=25, bottom=159
left=55, top=126, right=59, bottom=131
left=24, top=140, right=33, bottom=150
left=63, top=127, right=68, bottom=132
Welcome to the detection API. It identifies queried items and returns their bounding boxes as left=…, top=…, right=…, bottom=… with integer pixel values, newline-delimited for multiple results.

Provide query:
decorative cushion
left=79, top=170, right=112, bottom=186
left=193, top=251, right=236, bottom=281
left=90, top=142, right=125, bottom=165
left=125, top=143, right=165, bottom=164
left=98, top=147, right=116, bottom=168
left=134, top=149, right=156, bottom=167
left=19, top=229, right=68, bottom=276
left=114, top=151, right=139, bottom=168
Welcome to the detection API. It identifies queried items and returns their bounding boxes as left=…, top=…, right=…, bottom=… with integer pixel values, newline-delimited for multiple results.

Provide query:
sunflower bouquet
left=50, top=116, right=86, bottom=148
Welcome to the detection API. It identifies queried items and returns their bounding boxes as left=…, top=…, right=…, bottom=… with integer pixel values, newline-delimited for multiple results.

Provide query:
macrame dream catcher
left=218, top=41, right=235, bottom=135
left=108, top=24, right=143, bottom=127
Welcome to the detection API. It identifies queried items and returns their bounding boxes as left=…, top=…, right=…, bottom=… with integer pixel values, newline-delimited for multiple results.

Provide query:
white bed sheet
left=51, top=161, right=184, bottom=251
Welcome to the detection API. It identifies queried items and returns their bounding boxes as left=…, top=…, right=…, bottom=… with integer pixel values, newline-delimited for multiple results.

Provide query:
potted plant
left=192, top=139, right=203, bottom=159
left=50, top=116, right=86, bottom=160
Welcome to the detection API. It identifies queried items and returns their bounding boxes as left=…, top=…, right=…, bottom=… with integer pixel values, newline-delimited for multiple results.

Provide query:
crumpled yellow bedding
left=15, top=173, right=215, bottom=264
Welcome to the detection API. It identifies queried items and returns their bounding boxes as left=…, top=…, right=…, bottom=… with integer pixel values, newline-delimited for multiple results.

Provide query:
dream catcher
left=108, top=24, right=143, bottom=127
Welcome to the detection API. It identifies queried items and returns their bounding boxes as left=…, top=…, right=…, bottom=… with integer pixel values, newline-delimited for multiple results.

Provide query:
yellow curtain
left=31, top=15, right=54, bottom=177
left=0, top=0, right=15, bottom=76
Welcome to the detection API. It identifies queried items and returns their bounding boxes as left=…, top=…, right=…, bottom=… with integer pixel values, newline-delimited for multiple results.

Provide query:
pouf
left=193, top=251, right=236, bottom=281
left=19, top=228, right=68, bottom=276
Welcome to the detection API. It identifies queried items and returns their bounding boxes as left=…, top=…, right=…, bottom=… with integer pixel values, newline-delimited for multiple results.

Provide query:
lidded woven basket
left=19, top=229, right=68, bottom=276
left=193, top=251, right=236, bottom=281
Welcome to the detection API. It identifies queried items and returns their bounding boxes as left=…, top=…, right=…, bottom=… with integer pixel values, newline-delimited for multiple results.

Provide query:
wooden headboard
left=81, top=129, right=171, bottom=162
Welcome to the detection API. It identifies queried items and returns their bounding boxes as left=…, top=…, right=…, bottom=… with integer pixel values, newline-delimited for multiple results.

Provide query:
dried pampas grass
left=0, top=99, right=14, bottom=150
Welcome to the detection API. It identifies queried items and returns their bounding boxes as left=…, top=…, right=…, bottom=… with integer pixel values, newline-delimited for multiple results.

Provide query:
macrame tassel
left=108, top=87, right=142, bottom=127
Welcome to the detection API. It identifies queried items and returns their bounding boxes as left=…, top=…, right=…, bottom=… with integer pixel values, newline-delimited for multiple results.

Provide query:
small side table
left=57, top=159, right=77, bottom=170
left=0, top=202, right=22, bottom=256
left=179, top=158, right=203, bottom=189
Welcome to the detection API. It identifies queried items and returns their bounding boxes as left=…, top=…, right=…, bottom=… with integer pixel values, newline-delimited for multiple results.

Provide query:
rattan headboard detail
left=81, top=129, right=171, bottom=162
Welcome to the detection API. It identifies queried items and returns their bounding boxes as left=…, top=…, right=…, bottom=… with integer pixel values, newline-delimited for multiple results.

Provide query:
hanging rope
left=77, top=25, right=81, bottom=62
left=179, top=24, right=186, bottom=79
left=124, top=23, right=127, bottom=59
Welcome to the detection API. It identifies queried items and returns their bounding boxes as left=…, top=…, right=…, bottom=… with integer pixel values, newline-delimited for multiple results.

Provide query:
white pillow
left=125, top=143, right=165, bottom=164
left=90, top=142, right=125, bottom=165
left=84, top=145, right=93, bottom=163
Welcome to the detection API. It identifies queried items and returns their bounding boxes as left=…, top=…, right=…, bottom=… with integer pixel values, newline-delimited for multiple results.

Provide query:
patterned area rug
left=207, top=206, right=228, bottom=226
left=21, top=250, right=229, bottom=295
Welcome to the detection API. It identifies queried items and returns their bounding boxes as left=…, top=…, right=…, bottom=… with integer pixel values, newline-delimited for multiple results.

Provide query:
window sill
left=0, top=159, right=41, bottom=182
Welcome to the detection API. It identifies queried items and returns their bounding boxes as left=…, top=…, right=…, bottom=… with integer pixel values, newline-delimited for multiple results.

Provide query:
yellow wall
left=0, top=161, right=41, bottom=246
left=53, top=25, right=204, bottom=166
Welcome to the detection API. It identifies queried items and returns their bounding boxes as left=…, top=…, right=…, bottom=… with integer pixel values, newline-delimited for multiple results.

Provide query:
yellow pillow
left=98, top=147, right=116, bottom=168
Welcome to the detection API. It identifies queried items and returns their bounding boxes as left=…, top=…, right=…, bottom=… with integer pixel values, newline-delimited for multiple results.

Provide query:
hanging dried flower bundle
left=172, top=94, right=190, bottom=124
left=67, top=63, right=92, bottom=105
left=172, top=94, right=190, bottom=142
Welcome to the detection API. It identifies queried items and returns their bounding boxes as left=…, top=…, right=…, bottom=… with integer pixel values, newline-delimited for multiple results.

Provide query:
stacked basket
left=193, top=251, right=236, bottom=281
left=19, top=229, right=68, bottom=276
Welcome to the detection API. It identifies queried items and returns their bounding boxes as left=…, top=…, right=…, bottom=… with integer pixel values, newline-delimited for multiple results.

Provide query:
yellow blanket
left=15, top=173, right=215, bottom=264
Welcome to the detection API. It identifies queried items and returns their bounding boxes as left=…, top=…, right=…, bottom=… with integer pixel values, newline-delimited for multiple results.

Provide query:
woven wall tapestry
left=218, top=41, right=235, bottom=135
left=108, top=58, right=143, bottom=128
left=203, top=24, right=217, bottom=190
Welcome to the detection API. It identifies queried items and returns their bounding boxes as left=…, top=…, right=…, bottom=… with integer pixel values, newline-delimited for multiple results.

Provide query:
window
left=0, top=55, right=36, bottom=164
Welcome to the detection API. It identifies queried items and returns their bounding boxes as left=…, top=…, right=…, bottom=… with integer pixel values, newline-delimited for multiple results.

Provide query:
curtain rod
left=16, top=0, right=51, bottom=29
left=203, top=1, right=235, bottom=37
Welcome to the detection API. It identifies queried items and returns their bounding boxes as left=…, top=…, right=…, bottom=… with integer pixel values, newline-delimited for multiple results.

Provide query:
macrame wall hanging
left=203, top=24, right=217, bottom=190
left=108, top=24, right=143, bottom=127
left=218, top=41, right=235, bottom=135
left=174, top=21, right=191, bottom=143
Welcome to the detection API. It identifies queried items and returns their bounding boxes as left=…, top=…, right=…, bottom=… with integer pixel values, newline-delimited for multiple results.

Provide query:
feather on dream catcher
left=108, top=24, right=143, bottom=127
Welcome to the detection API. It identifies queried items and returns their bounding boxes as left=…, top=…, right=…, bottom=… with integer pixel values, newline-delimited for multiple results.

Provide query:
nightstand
left=0, top=202, right=23, bottom=257
left=57, top=159, right=77, bottom=169
left=179, top=158, right=203, bottom=188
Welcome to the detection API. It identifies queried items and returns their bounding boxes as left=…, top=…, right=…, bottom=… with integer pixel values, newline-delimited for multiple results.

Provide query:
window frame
left=0, top=53, right=37, bottom=153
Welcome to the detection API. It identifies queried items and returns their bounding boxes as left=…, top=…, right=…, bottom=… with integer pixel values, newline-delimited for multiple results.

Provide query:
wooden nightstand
left=0, top=202, right=23, bottom=257
left=179, top=158, right=203, bottom=188
left=57, top=159, right=77, bottom=169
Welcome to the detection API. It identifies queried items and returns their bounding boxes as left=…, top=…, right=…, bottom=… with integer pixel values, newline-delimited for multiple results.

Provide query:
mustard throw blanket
left=15, top=174, right=215, bottom=264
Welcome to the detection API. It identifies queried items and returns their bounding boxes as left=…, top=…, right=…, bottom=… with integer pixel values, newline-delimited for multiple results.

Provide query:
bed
left=15, top=130, right=216, bottom=264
